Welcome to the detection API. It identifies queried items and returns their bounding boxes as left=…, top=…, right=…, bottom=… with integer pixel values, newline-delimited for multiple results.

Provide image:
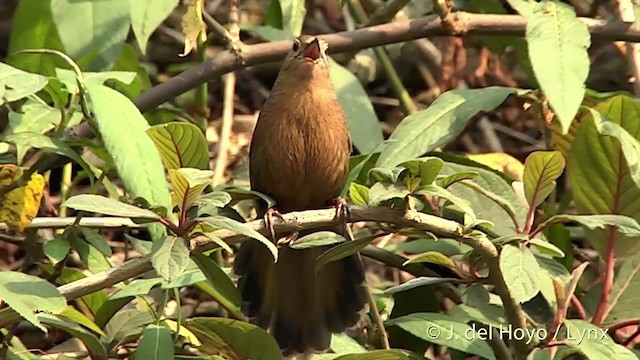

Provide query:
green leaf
left=376, top=87, right=515, bottom=169
left=39, top=313, right=108, bottom=360
left=0, top=63, right=48, bottom=104
left=289, top=231, right=347, bottom=250
left=606, top=251, right=640, bottom=323
left=146, top=122, right=210, bottom=170
left=330, top=60, right=384, bottom=154
left=7, top=0, right=65, bottom=75
left=87, top=84, right=171, bottom=240
left=50, top=0, right=131, bottom=69
left=136, top=324, right=175, bottom=360
left=368, top=183, right=410, bottom=206
left=192, top=254, right=244, bottom=320
left=194, top=191, right=233, bottom=210
left=458, top=180, right=519, bottom=229
left=130, top=0, right=179, bottom=54
left=0, top=272, right=66, bottom=332
left=384, top=277, right=459, bottom=295
left=7, top=101, right=81, bottom=135
left=104, top=309, right=154, bottom=344
left=348, top=183, right=369, bottom=206
left=69, top=234, right=112, bottom=273
left=539, top=214, right=640, bottom=238
left=499, top=244, right=541, bottom=303
left=449, top=304, right=507, bottom=328
left=506, top=0, right=535, bottom=17
left=386, top=313, right=497, bottom=360
left=151, top=236, right=190, bottom=282
left=528, top=238, right=565, bottom=258
left=526, top=1, right=590, bottom=133
left=63, top=194, right=161, bottom=219
left=80, top=228, right=112, bottom=256
left=417, top=184, right=477, bottom=224
left=330, top=333, right=366, bottom=354
left=44, top=235, right=70, bottom=264
left=314, top=236, right=374, bottom=274
left=523, top=151, right=565, bottom=208
left=440, top=157, right=528, bottom=235
left=169, top=168, right=214, bottom=211
left=569, top=96, right=640, bottom=257
left=185, top=317, right=282, bottom=360
left=586, top=107, right=640, bottom=190
left=198, top=216, right=277, bottom=262
left=561, top=320, right=614, bottom=359
left=59, top=306, right=106, bottom=337
left=403, top=251, right=455, bottom=268
left=55, top=68, right=136, bottom=95
left=280, top=0, right=306, bottom=37
left=334, top=350, right=410, bottom=360
left=3, top=132, right=92, bottom=176
left=109, top=278, right=162, bottom=300
left=264, top=0, right=283, bottom=29
left=438, top=171, right=479, bottom=189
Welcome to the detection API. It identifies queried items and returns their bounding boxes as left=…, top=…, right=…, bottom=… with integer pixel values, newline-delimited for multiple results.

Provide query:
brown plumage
left=233, top=36, right=367, bottom=354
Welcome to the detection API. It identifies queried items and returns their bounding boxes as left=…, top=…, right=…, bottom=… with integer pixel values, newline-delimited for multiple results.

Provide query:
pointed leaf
left=386, top=313, right=496, bottom=360
left=0, top=272, right=66, bottom=332
left=439, top=171, right=479, bottom=189
left=63, top=194, right=160, bottom=219
left=523, top=151, right=565, bottom=208
left=377, top=87, right=516, bottom=169
left=499, top=244, right=541, bottom=303
left=192, top=254, right=244, bottom=320
left=348, top=183, right=369, bottom=206
left=569, top=95, right=640, bottom=257
left=0, top=63, right=48, bottom=104
left=315, top=236, right=374, bottom=274
left=280, top=0, right=306, bottom=36
left=334, top=350, right=410, bottom=360
left=39, top=313, right=108, bottom=360
left=51, top=0, right=130, bottom=69
left=185, top=317, right=281, bottom=359
left=136, top=324, right=174, bottom=360
left=146, top=122, right=210, bottom=170
left=290, top=231, right=347, bottom=250
left=384, top=277, right=459, bottom=295
left=403, top=251, right=455, bottom=268
left=151, top=236, right=190, bottom=282
left=169, top=168, right=214, bottom=211
left=87, top=84, right=170, bottom=240
left=526, top=1, right=590, bottom=133
left=198, top=216, right=277, bottom=262
left=130, top=0, right=180, bottom=54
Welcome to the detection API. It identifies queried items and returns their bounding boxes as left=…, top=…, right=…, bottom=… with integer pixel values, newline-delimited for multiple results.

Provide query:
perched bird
left=234, top=35, right=367, bottom=354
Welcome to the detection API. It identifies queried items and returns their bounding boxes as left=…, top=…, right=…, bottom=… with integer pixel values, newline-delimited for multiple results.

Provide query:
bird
left=233, top=35, right=368, bottom=355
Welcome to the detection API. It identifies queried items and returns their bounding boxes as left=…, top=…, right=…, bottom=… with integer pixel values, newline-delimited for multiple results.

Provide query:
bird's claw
left=264, top=208, right=286, bottom=243
left=326, top=197, right=355, bottom=241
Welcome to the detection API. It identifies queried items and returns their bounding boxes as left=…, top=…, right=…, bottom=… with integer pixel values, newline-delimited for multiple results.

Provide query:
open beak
left=302, top=38, right=322, bottom=61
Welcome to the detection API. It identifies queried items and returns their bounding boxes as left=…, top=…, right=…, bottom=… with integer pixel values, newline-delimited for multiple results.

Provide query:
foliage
left=1, top=0, right=640, bottom=359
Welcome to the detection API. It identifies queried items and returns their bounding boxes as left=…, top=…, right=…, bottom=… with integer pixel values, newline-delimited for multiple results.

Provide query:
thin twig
left=212, top=0, right=239, bottom=186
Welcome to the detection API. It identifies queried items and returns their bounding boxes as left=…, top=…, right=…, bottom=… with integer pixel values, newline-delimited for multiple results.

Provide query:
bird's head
left=280, top=35, right=330, bottom=79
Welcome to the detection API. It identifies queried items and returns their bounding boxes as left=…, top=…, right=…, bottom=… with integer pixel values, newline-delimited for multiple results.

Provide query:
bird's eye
left=292, top=40, right=301, bottom=52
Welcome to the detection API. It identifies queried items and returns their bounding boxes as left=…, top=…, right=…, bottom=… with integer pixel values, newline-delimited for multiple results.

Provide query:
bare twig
left=212, top=0, right=239, bottom=186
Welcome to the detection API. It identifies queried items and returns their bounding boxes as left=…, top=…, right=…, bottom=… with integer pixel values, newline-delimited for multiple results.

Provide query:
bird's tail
left=234, top=236, right=367, bottom=354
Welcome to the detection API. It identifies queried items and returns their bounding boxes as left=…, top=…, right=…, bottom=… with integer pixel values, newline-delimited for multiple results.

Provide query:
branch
left=0, top=207, right=463, bottom=329
left=134, top=12, right=640, bottom=112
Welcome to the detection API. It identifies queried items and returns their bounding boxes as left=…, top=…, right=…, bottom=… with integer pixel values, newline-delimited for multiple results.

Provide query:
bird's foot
left=264, top=208, right=286, bottom=243
left=326, top=197, right=355, bottom=241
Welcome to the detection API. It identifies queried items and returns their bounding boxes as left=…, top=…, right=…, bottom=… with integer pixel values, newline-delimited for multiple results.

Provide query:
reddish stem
left=571, top=295, right=587, bottom=320
left=592, top=226, right=617, bottom=325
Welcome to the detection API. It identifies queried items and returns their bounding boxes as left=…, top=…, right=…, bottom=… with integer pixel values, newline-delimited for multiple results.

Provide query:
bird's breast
left=249, top=92, right=350, bottom=212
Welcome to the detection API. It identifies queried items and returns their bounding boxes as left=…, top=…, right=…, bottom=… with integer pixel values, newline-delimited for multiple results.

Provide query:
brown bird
left=234, top=35, right=367, bottom=354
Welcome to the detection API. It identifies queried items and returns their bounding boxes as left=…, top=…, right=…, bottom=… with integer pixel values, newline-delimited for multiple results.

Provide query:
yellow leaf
left=0, top=165, right=45, bottom=232
left=180, top=0, right=206, bottom=57
left=466, top=153, right=525, bottom=181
